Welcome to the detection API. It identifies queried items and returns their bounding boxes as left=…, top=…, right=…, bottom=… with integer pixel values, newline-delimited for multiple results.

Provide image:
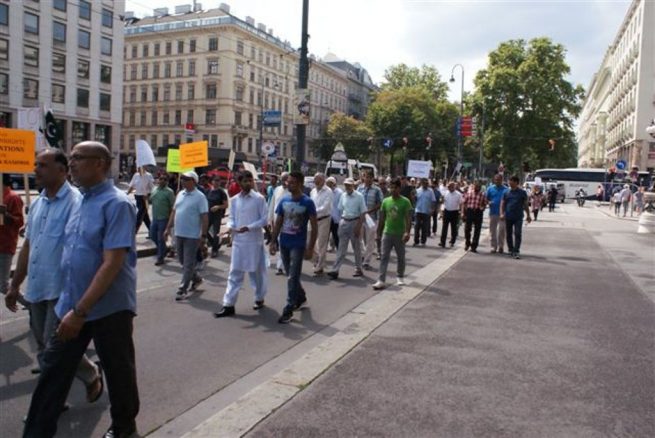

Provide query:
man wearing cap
left=327, top=178, right=367, bottom=279
left=325, top=177, right=343, bottom=252
left=310, top=173, right=333, bottom=275
left=357, top=171, right=383, bottom=269
left=164, top=171, right=209, bottom=301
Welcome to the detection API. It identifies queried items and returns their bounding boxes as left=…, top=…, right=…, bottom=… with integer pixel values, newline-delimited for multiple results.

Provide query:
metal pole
left=295, top=0, right=309, bottom=171
left=259, top=80, right=264, bottom=162
left=450, top=64, right=465, bottom=177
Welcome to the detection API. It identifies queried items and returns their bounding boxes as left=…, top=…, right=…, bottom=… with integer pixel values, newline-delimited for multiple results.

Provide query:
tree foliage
left=470, top=37, right=585, bottom=174
left=313, top=112, right=373, bottom=161
left=381, top=64, right=449, bottom=101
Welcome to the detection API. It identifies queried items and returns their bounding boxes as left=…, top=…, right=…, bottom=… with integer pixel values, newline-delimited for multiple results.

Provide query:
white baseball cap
left=326, top=176, right=337, bottom=184
left=181, top=170, right=199, bottom=183
left=344, top=178, right=355, bottom=185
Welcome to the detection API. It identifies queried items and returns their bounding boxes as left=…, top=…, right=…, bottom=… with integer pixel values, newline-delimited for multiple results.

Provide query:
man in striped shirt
left=461, top=181, right=487, bottom=253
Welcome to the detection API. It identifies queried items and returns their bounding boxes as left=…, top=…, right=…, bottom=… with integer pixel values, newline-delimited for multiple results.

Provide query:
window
left=150, top=135, right=157, bottom=146
left=100, top=65, right=111, bottom=83
left=140, top=111, right=146, bottom=125
left=151, top=111, right=157, bottom=125
left=205, top=109, right=216, bottom=125
left=72, top=122, right=90, bottom=144
left=78, top=59, right=90, bottom=78
left=176, top=61, right=183, bottom=77
left=162, top=112, right=169, bottom=125
left=235, top=86, right=244, bottom=102
left=77, top=88, right=89, bottom=107
left=101, top=37, right=112, bottom=56
left=95, top=125, right=110, bottom=145
left=130, top=64, right=137, bottom=80
left=79, top=30, right=90, bottom=49
left=211, top=135, right=218, bottom=148
left=100, top=93, right=111, bottom=111
left=153, top=63, right=160, bottom=78
left=175, top=110, right=182, bottom=125
left=235, top=111, right=242, bottom=126
left=24, top=46, right=39, bottom=67
left=250, top=69, right=255, bottom=82
left=188, top=60, right=196, bottom=76
left=177, top=40, right=184, bottom=54
left=190, top=39, right=196, bottom=53
left=163, top=85, right=170, bottom=101
left=249, top=89, right=254, bottom=104
left=236, top=62, right=244, bottom=77
left=53, top=21, right=66, bottom=42
left=206, top=83, right=217, bottom=99
left=250, top=46, right=255, bottom=59
left=0, top=73, right=7, bottom=95
left=25, top=12, right=39, bottom=34
left=140, top=86, right=147, bottom=101
left=208, top=59, right=219, bottom=74
left=53, top=53, right=65, bottom=73
left=209, top=37, right=218, bottom=51
left=0, top=4, right=7, bottom=25
left=187, top=84, right=194, bottom=100
left=164, top=62, right=171, bottom=78
left=101, top=8, right=113, bottom=28
left=151, top=85, right=159, bottom=101
left=174, top=134, right=181, bottom=145
left=165, top=41, right=172, bottom=55
left=129, top=112, right=135, bottom=126
left=187, top=110, right=194, bottom=123
left=54, top=0, right=67, bottom=11
left=79, top=1, right=91, bottom=20
left=175, top=83, right=182, bottom=100
left=24, top=79, right=38, bottom=99
left=142, top=44, right=149, bottom=57
left=154, top=43, right=160, bottom=56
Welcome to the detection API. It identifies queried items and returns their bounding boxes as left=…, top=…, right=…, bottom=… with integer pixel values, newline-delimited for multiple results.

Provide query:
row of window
left=20, top=1, right=113, bottom=28
left=129, top=37, right=209, bottom=58
left=8, top=76, right=111, bottom=111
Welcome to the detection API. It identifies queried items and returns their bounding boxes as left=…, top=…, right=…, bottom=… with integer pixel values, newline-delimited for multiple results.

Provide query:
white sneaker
left=372, top=280, right=386, bottom=290
left=396, top=277, right=405, bottom=286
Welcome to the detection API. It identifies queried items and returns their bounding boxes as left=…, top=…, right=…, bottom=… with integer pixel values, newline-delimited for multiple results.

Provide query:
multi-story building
left=0, top=0, right=124, bottom=174
left=325, top=55, right=377, bottom=120
left=578, top=0, right=655, bottom=171
left=122, top=3, right=357, bottom=171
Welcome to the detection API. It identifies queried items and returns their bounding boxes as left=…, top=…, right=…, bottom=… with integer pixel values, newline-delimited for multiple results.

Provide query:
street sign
left=263, top=110, right=282, bottom=127
left=261, top=142, right=276, bottom=156
left=383, top=139, right=393, bottom=149
left=616, top=159, right=627, bottom=170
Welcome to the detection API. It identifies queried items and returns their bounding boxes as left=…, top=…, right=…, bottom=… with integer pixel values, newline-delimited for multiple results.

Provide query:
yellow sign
left=179, top=141, right=208, bottom=168
left=0, top=128, right=36, bottom=173
left=166, top=149, right=192, bottom=173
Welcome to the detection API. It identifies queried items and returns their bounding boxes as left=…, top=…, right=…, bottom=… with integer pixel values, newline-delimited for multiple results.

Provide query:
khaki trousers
left=489, top=214, right=506, bottom=251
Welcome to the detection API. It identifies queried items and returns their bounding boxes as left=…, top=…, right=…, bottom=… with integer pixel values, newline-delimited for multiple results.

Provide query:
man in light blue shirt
left=6, top=148, right=101, bottom=406
left=414, top=178, right=436, bottom=246
left=23, top=142, right=140, bottom=438
left=486, top=174, right=509, bottom=253
left=328, top=178, right=367, bottom=279
left=165, top=170, right=209, bottom=300
left=357, top=171, right=383, bottom=268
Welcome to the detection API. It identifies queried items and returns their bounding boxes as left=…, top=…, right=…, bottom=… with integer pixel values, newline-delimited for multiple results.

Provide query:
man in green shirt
left=373, top=178, right=412, bottom=290
left=150, top=174, right=176, bottom=265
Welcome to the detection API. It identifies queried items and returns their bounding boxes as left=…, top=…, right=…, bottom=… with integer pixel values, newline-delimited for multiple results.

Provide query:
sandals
left=86, top=361, right=104, bottom=403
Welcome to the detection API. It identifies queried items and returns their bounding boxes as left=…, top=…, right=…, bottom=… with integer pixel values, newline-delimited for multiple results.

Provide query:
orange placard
left=179, top=141, right=208, bottom=168
left=0, top=128, right=36, bottom=173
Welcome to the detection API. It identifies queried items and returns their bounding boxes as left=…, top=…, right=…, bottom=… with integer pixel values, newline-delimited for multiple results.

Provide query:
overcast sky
left=123, top=0, right=632, bottom=100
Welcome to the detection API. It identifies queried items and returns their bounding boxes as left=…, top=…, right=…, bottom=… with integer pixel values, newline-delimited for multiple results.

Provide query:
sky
left=122, top=0, right=632, bottom=101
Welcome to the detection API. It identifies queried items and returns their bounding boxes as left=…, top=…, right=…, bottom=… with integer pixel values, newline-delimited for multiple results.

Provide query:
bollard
left=637, top=192, right=655, bottom=234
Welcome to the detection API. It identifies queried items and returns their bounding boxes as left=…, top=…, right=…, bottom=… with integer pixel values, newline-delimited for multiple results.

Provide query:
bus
left=527, top=168, right=652, bottom=201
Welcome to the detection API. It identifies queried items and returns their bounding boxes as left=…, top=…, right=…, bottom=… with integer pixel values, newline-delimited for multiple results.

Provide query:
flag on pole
left=43, top=107, right=62, bottom=148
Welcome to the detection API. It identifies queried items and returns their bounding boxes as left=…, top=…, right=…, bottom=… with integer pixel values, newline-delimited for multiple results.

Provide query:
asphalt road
left=0, top=231, right=451, bottom=437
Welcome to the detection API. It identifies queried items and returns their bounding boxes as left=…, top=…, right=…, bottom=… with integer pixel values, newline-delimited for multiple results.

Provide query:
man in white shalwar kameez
left=214, top=171, right=269, bottom=317
left=268, top=172, right=289, bottom=275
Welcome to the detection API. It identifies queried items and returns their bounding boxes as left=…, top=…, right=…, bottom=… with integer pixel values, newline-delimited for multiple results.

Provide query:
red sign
left=184, top=123, right=196, bottom=135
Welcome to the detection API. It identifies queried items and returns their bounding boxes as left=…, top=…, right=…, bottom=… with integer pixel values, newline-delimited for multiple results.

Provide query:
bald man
left=23, top=142, right=140, bottom=438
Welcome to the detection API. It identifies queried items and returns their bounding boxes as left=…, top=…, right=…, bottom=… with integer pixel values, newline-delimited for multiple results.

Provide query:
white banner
left=17, top=107, right=46, bottom=151
left=135, top=139, right=156, bottom=168
left=407, top=160, right=432, bottom=178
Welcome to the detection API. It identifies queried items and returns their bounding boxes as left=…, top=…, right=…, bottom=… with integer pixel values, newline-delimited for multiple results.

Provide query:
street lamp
left=450, top=64, right=465, bottom=168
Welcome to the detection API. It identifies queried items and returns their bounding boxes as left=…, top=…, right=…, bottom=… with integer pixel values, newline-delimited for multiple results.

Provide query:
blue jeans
left=150, top=219, right=168, bottom=261
left=505, top=217, right=523, bottom=253
left=280, top=246, right=306, bottom=313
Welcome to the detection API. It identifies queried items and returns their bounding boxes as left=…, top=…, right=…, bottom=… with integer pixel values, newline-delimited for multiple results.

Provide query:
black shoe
left=465, top=243, right=470, bottom=251
left=190, top=277, right=203, bottom=291
left=103, top=427, right=139, bottom=438
left=449, top=242, right=454, bottom=248
left=211, top=250, right=218, bottom=258
left=513, top=252, right=521, bottom=259
left=213, top=306, right=235, bottom=318
left=470, top=248, right=478, bottom=253
left=154, top=259, right=164, bottom=266
left=278, top=310, right=293, bottom=324
left=327, top=271, right=338, bottom=280
left=438, top=243, right=445, bottom=248
left=275, top=268, right=285, bottom=276
left=412, top=242, right=419, bottom=247
left=294, top=296, right=307, bottom=310
left=175, top=289, right=188, bottom=301
left=253, top=301, right=265, bottom=310
left=353, top=270, right=364, bottom=277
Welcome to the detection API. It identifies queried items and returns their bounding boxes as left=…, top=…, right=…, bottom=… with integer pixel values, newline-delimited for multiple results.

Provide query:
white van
left=325, top=159, right=377, bottom=185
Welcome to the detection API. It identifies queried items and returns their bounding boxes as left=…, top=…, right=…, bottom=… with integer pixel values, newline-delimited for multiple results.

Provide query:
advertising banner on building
left=263, top=110, right=282, bottom=127
left=294, top=89, right=311, bottom=125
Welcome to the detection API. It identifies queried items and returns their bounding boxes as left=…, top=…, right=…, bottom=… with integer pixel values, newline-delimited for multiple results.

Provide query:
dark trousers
left=548, top=200, right=556, bottom=212
left=431, top=210, right=439, bottom=234
left=150, top=218, right=168, bottom=262
left=440, top=210, right=460, bottom=246
left=505, top=217, right=523, bottom=254
left=464, top=208, right=483, bottom=250
left=414, top=212, right=431, bottom=244
left=208, top=214, right=223, bottom=252
left=23, top=310, right=139, bottom=438
left=135, top=195, right=151, bottom=233
left=330, top=220, right=339, bottom=249
left=280, top=246, right=306, bottom=313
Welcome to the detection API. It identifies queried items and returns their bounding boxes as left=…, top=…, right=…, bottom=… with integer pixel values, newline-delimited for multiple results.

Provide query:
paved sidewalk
left=240, top=210, right=655, bottom=436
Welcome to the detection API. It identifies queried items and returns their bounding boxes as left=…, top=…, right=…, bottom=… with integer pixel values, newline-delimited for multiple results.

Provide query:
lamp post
left=450, top=64, right=465, bottom=170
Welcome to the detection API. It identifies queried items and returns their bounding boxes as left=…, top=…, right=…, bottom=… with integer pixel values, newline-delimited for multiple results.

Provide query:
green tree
left=470, top=37, right=585, bottom=175
left=381, top=64, right=449, bottom=100
left=313, top=112, right=373, bottom=161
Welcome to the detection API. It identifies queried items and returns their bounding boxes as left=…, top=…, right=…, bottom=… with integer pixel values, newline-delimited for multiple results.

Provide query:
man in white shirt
left=268, top=172, right=289, bottom=275
left=127, top=169, right=154, bottom=234
left=310, top=173, right=333, bottom=275
left=326, top=177, right=343, bottom=252
left=439, top=182, right=463, bottom=248
left=215, top=171, right=269, bottom=317
left=619, top=184, right=632, bottom=217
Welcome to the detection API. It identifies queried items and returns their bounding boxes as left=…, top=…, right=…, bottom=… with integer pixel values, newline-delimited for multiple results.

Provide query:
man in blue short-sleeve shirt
left=486, top=174, right=509, bottom=253
left=270, top=171, right=317, bottom=324
left=23, top=142, right=140, bottom=438
left=500, top=175, right=532, bottom=259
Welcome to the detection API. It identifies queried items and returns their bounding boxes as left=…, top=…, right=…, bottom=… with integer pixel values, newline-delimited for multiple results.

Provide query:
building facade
left=325, top=56, right=377, bottom=120
left=578, top=0, right=655, bottom=171
left=122, top=3, right=357, bottom=171
left=0, top=0, right=124, bottom=174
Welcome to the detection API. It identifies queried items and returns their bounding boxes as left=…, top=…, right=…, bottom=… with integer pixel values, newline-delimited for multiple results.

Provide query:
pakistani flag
left=43, top=108, right=62, bottom=148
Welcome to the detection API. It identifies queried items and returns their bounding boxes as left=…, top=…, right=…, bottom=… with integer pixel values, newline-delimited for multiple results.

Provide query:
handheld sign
left=0, top=128, right=36, bottom=173
left=179, top=141, right=208, bottom=168
left=135, top=139, right=157, bottom=168
left=407, top=160, right=432, bottom=178
left=166, top=149, right=192, bottom=173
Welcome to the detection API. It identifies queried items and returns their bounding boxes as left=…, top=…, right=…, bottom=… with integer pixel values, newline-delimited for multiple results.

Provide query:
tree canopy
left=381, top=64, right=449, bottom=101
left=313, top=112, right=373, bottom=161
